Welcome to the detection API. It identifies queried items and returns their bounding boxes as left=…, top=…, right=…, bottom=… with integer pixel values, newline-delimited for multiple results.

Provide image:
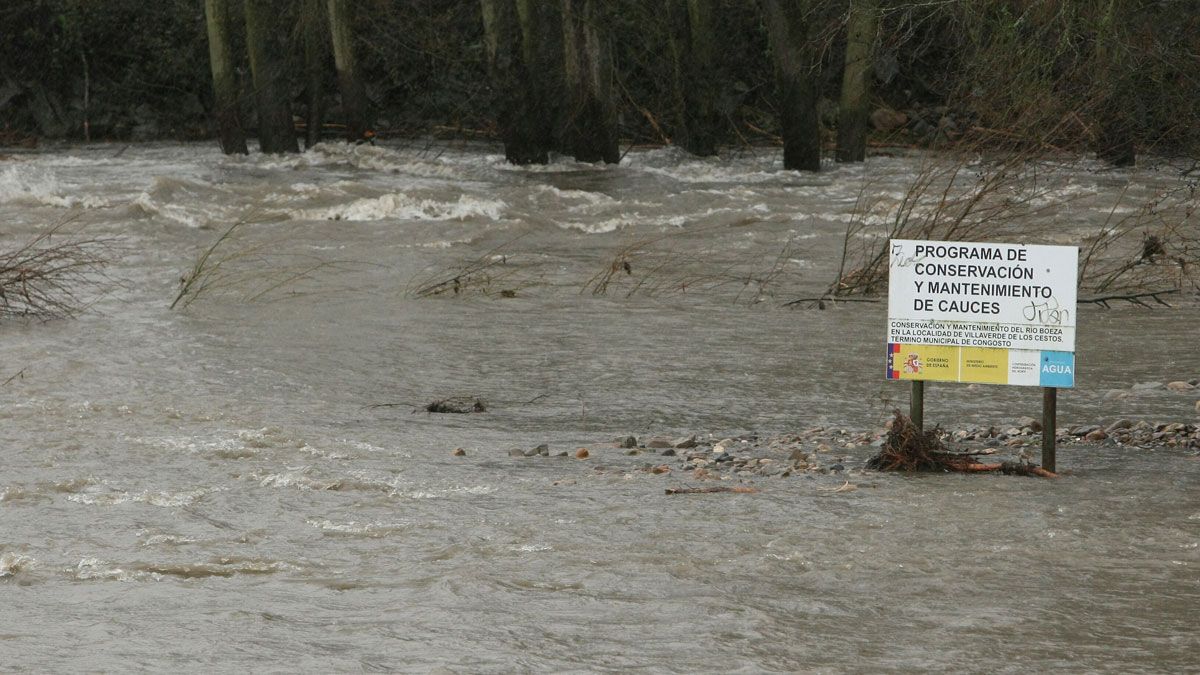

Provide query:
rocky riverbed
left=485, top=407, right=1200, bottom=488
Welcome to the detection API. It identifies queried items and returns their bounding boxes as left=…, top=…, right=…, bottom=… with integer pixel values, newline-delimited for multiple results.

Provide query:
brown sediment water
left=0, top=142, right=1197, bottom=671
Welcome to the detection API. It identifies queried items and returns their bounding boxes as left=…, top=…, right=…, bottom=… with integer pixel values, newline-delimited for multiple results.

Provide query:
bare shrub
left=0, top=217, right=111, bottom=320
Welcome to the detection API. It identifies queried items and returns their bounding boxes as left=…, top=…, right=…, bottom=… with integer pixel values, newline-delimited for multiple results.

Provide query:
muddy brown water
left=1, top=142, right=1197, bottom=672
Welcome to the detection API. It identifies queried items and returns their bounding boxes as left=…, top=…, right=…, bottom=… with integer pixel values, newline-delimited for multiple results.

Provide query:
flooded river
left=1, top=142, right=1197, bottom=671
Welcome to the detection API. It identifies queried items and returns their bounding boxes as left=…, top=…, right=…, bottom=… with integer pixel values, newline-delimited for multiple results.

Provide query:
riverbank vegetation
left=2, top=1, right=1197, bottom=166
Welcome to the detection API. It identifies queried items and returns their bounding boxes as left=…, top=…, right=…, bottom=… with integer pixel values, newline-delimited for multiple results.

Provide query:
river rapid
left=1, top=142, right=1197, bottom=672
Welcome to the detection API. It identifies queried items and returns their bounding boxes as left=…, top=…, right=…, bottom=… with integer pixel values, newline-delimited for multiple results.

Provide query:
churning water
left=1, top=142, right=1197, bottom=671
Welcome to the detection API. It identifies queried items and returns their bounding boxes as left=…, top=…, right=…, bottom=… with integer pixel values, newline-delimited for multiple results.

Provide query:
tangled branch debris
left=867, top=411, right=1056, bottom=478
left=0, top=218, right=111, bottom=320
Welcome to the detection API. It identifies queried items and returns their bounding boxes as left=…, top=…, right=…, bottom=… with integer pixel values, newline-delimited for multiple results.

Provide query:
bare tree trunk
left=1093, top=0, right=1135, bottom=166
left=561, top=0, right=619, bottom=163
left=762, top=0, right=821, bottom=171
left=203, top=0, right=247, bottom=155
left=481, top=0, right=555, bottom=164
left=681, top=0, right=715, bottom=154
left=244, top=0, right=298, bottom=153
left=303, top=0, right=326, bottom=149
left=327, top=0, right=370, bottom=142
left=836, top=0, right=876, bottom=163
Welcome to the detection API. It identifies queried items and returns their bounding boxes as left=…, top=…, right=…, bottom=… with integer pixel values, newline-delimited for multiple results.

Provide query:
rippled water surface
left=1, top=142, right=1198, bottom=672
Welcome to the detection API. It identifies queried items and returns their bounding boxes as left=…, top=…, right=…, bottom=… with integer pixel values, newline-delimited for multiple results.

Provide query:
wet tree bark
left=481, top=0, right=556, bottom=164
left=244, top=0, right=298, bottom=153
left=203, top=0, right=247, bottom=155
left=762, top=0, right=821, bottom=171
left=561, top=0, right=619, bottom=163
left=327, top=0, right=371, bottom=142
left=669, top=0, right=721, bottom=156
left=303, top=0, right=327, bottom=149
left=836, top=0, right=876, bottom=163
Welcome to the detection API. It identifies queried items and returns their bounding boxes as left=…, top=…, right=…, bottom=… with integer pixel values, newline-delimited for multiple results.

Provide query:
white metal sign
left=887, top=239, right=1078, bottom=352
left=886, top=239, right=1078, bottom=388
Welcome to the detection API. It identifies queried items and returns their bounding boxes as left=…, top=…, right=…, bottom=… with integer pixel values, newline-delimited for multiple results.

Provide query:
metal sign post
left=1042, top=386, right=1057, bottom=472
left=911, top=381, right=925, bottom=430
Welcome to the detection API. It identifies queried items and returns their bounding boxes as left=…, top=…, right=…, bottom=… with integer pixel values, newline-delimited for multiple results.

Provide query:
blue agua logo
left=1039, top=351, right=1075, bottom=388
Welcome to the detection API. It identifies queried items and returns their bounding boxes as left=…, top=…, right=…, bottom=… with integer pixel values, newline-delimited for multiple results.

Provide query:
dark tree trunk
left=303, top=0, right=327, bottom=149
left=244, top=0, right=298, bottom=153
left=669, top=0, right=721, bottom=156
left=561, top=0, right=619, bottom=163
left=481, top=0, right=556, bottom=164
left=1093, top=0, right=1136, bottom=167
left=762, top=0, right=821, bottom=171
left=836, top=0, right=876, bottom=163
left=327, top=0, right=371, bottom=142
left=203, top=0, right=247, bottom=155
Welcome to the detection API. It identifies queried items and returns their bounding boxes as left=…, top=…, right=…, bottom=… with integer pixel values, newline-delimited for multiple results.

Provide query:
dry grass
left=172, top=216, right=371, bottom=309
left=406, top=235, right=540, bottom=299
left=584, top=227, right=804, bottom=304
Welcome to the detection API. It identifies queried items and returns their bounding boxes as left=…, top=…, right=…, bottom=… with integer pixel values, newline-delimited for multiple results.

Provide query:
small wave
left=74, top=556, right=293, bottom=581
left=0, top=166, right=108, bottom=208
left=509, top=544, right=553, bottom=552
left=306, top=519, right=411, bottom=537
left=295, top=192, right=505, bottom=222
left=67, top=487, right=214, bottom=507
left=251, top=467, right=400, bottom=493
left=139, top=533, right=199, bottom=547
left=404, top=485, right=496, bottom=499
left=0, top=552, right=36, bottom=578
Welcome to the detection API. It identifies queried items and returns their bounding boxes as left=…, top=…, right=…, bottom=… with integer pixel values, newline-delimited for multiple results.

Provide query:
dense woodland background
left=1, top=0, right=1197, bottom=166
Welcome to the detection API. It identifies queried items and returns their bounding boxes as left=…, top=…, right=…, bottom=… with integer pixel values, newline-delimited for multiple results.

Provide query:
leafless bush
left=824, top=146, right=1079, bottom=299
left=1079, top=179, right=1199, bottom=300
left=0, top=217, right=111, bottom=320
left=821, top=150, right=1197, bottom=307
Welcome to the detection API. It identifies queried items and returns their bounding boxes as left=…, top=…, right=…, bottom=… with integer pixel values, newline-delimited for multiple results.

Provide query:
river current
left=1, top=142, right=1197, bottom=672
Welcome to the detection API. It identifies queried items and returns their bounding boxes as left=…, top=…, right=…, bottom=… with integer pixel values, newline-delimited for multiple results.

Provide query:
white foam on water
left=295, top=192, right=506, bottom=222
left=404, top=485, right=497, bottom=499
left=66, top=487, right=215, bottom=507
left=509, top=544, right=553, bottom=552
left=140, top=534, right=199, bottom=547
left=0, top=165, right=108, bottom=208
left=306, top=519, right=412, bottom=536
left=0, top=552, right=36, bottom=578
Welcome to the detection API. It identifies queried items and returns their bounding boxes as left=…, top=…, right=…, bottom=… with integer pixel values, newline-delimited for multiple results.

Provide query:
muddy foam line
left=73, top=556, right=297, bottom=582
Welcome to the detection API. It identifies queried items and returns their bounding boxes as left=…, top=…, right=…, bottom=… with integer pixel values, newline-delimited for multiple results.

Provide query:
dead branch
left=1079, top=289, right=1179, bottom=308
left=665, top=486, right=759, bottom=495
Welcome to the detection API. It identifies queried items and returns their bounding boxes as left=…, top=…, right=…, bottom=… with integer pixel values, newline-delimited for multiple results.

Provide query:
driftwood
left=867, top=411, right=1057, bottom=478
left=665, top=486, right=759, bottom=495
